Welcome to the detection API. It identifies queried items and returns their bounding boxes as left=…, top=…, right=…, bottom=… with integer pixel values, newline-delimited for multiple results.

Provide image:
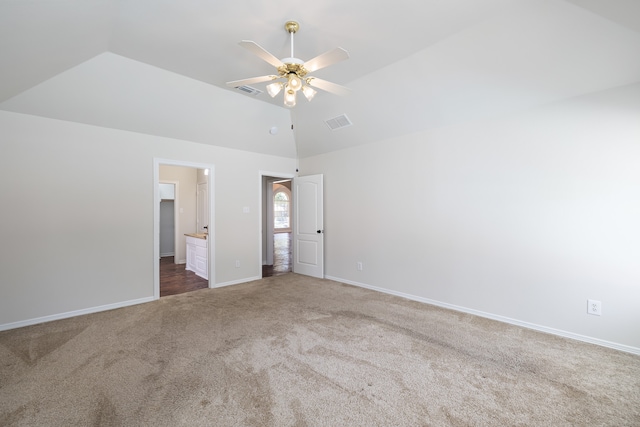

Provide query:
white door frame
left=154, top=158, right=215, bottom=299
left=259, top=171, right=294, bottom=277
left=265, top=180, right=275, bottom=265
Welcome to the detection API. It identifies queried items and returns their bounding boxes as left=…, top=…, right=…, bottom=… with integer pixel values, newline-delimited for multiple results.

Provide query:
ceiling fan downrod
left=285, top=21, right=299, bottom=59
left=279, top=21, right=308, bottom=106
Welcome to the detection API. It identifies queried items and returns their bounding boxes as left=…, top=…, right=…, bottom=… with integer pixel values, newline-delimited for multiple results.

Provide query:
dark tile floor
left=160, top=256, right=208, bottom=297
left=263, top=232, right=292, bottom=277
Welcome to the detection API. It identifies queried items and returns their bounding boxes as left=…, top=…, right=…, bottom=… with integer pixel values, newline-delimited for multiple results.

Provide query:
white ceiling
left=1, top=0, right=639, bottom=158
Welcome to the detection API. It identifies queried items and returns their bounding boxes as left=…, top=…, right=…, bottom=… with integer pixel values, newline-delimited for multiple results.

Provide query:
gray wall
left=300, top=82, right=640, bottom=353
left=0, top=110, right=296, bottom=328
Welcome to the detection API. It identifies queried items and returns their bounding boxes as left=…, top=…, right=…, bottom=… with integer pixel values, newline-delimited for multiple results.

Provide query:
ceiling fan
left=226, top=21, right=350, bottom=107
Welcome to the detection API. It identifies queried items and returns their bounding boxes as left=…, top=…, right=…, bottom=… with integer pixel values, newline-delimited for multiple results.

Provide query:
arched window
left=274, top=191, right=290, bottom=229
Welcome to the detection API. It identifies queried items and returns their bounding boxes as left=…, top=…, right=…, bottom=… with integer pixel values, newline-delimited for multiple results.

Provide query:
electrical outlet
left=587, top=299, right=602, bottom=316
left=357, top=262, right=363, bottom=271
left=235, top=260, right=240, bottom=268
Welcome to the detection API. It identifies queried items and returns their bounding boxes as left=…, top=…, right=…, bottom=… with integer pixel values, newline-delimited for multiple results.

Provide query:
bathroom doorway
left=154, top=159, right=215, bottom=299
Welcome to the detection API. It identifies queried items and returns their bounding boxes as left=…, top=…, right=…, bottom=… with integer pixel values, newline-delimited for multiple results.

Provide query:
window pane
left=274, top=191, right=290, bottom=228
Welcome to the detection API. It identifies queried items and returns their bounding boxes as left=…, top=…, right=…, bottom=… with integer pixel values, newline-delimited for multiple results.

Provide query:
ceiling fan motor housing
left=278, top=58, right=307, bottom=79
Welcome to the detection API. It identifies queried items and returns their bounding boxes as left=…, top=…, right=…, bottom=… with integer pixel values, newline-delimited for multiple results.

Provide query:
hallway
left=263, top=232, right=292, bottom=277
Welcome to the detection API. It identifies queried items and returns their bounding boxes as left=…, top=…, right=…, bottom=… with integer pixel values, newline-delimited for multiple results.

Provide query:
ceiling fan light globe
left=302, top=85, right=317, bottom=102
left=288, top=74, right=302, bottom=91
left=284, top=89, right=297, bottom=107
left=266, top=82, right=283, bottom=97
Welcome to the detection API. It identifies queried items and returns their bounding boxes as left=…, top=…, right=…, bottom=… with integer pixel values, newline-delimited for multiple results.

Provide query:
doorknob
left=317, top=230, right=323, bottom=234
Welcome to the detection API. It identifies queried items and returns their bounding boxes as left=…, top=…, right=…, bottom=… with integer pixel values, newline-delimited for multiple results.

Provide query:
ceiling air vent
left=235, top=85, right=262, bottom=96
left=324, top=114, right=352, bottom=131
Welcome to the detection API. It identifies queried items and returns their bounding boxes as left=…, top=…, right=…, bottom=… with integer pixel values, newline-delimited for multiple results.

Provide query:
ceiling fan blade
left=238, top=40, right=284, bottom=68
left=226, top=75, right=279, bottom=88
left=304, top=47, right=349, bottom=73
left=306, top=77, right=351, bottom=96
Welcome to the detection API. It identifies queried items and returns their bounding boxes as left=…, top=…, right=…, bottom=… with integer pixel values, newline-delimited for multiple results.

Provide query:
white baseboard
left=214, top=276, right=261, bottom=289
left=160, top=252, right=175, bottom=257
left=0, top=296, right=156, bottom=332
left=0, top=275, right=259, bottom=331
left=325, top=275, right=640, bottom=356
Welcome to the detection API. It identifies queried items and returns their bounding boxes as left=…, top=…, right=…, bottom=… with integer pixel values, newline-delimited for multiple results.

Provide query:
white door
left=197, top=182, right=208, bottom=233
left=293, top=174, right=324, bottom=278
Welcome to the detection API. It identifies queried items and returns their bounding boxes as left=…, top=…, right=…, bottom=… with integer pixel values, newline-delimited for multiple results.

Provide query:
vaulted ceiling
left=1, top=0, right=640, bottom=158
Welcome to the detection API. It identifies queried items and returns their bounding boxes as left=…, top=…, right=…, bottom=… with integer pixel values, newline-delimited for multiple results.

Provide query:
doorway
left=159, top=199, right=175, bottom=256
left=260, top=172, right=294, bottom=278
left=159, top=181, right=179, bottom=259
left=154, top=159, right=215, bottom=299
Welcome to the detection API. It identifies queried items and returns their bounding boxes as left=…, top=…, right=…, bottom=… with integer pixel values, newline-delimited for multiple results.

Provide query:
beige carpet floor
left=1, top=273, right=639, bottom=426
